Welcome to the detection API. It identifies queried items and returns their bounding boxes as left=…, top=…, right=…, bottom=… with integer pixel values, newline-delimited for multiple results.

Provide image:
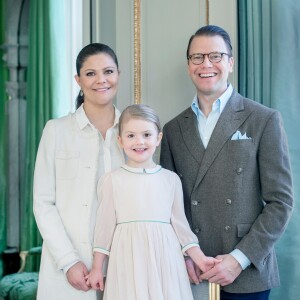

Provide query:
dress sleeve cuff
left=93, top=247, right=110, bottom=256
left=182, top=243, right=199, bottom=255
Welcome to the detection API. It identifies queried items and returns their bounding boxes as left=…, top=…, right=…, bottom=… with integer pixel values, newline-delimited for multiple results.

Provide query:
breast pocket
left=55, top=151, right=79, bottom=180
left=227, top=139, right=255, bottom=165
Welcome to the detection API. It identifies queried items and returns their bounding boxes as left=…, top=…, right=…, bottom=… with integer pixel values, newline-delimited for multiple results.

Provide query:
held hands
left=66, top=261, right=90, bottom=291
left=200, top=254, right=242, bottom=286
left=85, top=267, right=105, bottom=291
left=85, top=252, right=107, bottom=291
left=186, top=247, right=222, bottom=285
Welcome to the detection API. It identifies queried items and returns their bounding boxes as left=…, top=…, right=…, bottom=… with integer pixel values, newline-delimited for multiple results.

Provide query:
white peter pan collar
left=122, top=164, right=162, bottom=174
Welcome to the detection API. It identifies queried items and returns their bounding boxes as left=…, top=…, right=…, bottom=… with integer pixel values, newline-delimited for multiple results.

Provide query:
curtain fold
left=21, top=0, right=69, bottom=272
left=21, top=0, right=53, bottom=271
left=238, top=1, right=300, bottom=299
left=0, top=0, right=8, bottom=278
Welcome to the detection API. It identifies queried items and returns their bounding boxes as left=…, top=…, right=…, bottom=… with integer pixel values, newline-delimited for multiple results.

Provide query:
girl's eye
left=128, top=134, right=134, bottom=138
left=144, top=133, right=151, bottom=138
left=86, top=72, right=95, bottom=76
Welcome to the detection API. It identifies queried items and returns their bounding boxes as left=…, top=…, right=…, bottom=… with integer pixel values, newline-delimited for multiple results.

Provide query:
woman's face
left=75, top=53, right=119, bottom=108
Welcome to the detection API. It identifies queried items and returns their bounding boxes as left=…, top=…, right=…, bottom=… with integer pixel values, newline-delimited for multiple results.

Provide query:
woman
left=33, top=43, right=125, bottom=300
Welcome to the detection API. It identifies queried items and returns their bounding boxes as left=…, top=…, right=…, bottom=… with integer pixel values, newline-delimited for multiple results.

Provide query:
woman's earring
left=80, top=90, right=83, bottom=96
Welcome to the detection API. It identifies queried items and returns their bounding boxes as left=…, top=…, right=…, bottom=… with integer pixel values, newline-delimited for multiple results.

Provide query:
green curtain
left=21, top=0, right=53, bottom=271
left=0, top=0, right=8, bottom=278
left=238, top=1, right=300, bottom=299
left=21, top=0, right=68, bottom=271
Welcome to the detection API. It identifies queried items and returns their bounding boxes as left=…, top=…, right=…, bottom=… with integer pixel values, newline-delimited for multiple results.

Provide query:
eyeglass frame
left=188, top=52, right=232, bottom=65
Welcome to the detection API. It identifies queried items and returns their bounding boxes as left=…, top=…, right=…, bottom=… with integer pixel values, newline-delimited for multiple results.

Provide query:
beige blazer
left=33, top=106, right=125, bottom=300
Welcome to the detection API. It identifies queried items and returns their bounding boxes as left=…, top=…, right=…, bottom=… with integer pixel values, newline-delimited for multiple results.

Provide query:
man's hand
left=200, top=254, right=242, bottom=286
left=66, top=261, right=90, bottom=291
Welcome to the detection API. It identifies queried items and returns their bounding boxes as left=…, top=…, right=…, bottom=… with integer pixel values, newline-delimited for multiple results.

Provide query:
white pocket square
left=231, top=130, right=252, bottom=140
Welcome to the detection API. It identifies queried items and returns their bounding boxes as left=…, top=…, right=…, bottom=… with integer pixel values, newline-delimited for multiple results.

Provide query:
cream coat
left=33, top=106, right=125, bottom=300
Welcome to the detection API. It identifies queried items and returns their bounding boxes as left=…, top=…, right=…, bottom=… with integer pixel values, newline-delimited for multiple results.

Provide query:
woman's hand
left=66, top=261, right=90, bottom=291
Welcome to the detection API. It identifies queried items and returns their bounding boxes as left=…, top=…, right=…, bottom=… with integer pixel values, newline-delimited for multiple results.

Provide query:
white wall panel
left=91, top=0, right=237, bottom=127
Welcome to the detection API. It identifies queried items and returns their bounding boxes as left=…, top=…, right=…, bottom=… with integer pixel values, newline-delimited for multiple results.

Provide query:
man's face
left=187, top=35, right=234, bottom=100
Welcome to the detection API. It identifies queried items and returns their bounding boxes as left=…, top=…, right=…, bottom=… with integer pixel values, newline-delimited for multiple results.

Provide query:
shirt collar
left=122, top=164, right=162, bottom=174
left=191, top=84, right=233, bottom=117
left=75, top=104, right=120, bottom=131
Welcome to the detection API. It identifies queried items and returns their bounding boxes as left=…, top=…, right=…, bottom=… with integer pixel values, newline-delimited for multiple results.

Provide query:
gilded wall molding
left=206, top=0, right=210, bottom=25
left=133, top=0, right=141, bottom=104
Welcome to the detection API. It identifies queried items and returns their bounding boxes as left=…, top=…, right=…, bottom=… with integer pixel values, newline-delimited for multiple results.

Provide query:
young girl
left=87, top=104, right=218, bottom=299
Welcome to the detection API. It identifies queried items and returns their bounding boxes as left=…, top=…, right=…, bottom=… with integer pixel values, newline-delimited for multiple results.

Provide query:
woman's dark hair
left=75, top=43, right=119, bottom=109
left=186, top=25, right=233, bottom=60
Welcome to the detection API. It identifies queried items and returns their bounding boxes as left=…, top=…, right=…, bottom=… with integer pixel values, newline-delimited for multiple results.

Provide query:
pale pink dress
left=93, top=165, right=199, bottom=300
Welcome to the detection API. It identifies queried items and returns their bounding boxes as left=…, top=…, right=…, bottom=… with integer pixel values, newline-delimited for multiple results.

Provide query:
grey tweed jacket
left=160, top=90, right=293, bottom=293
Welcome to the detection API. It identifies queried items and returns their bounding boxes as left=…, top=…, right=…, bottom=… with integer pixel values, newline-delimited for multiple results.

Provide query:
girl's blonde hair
left=119, top=104, right=161, bottom=134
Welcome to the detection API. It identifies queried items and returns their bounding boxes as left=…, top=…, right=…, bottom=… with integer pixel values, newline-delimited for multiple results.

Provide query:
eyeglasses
left=188, top=52, right=231, bottom=65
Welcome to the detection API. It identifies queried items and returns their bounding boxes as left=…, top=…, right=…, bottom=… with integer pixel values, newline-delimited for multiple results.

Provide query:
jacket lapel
left=192, top=91, right=252, bottom=190
left=178, top=108, right=205, bottom=164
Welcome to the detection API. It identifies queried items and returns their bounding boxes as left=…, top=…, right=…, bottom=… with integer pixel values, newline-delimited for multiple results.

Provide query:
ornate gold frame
left=133, top=0, right=141, bottom=104
left=206, top=0, right=210, bottom=25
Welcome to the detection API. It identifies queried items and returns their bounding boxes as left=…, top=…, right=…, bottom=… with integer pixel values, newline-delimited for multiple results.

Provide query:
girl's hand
left=197, top=255, right=222, bottom=273
left=186, top=246, right=222, bottom=274
left=86, top=268, right=105, bottom=291
left=185, top=257, right=202, bottom=284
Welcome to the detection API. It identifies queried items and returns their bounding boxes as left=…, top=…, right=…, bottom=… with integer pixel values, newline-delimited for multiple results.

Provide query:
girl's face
left=118, top=118, right=162, bottom=168
left=75, top=53, right=119, bottom=108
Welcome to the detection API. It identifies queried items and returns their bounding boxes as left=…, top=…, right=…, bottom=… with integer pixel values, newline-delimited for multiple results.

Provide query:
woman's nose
left=96, top=74, right=107, bottom=83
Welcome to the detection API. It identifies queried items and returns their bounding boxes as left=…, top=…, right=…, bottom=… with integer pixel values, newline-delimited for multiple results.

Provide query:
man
left=160, top=25, right=293, bottom=300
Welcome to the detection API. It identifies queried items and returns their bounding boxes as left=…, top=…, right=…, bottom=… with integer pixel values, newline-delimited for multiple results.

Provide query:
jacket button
left=225, top=226, right=231, bottom=232
left=225, top=199, right=232, bottom=205
left=236, top=167, right=243, bottom=174
left=194, top=228, right=201, bottom=234
left=191, top=200, right=198, bottom=206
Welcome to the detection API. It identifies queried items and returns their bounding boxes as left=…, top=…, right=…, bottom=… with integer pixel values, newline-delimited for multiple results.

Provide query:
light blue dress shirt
left=191, top=84, right=251, bottom=270
left=191, top=84, right=233, bottom=148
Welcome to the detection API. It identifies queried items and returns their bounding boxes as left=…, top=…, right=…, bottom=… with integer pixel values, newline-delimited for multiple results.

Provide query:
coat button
left=225, top=226, right=231, bottom=232
left=192, top=200, right=198, bottom=205
left=236, top=167, right=243, bottom=174
left=225, top=199, right=232, bottom=205
left=194, top=228, right=201, bottom=234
